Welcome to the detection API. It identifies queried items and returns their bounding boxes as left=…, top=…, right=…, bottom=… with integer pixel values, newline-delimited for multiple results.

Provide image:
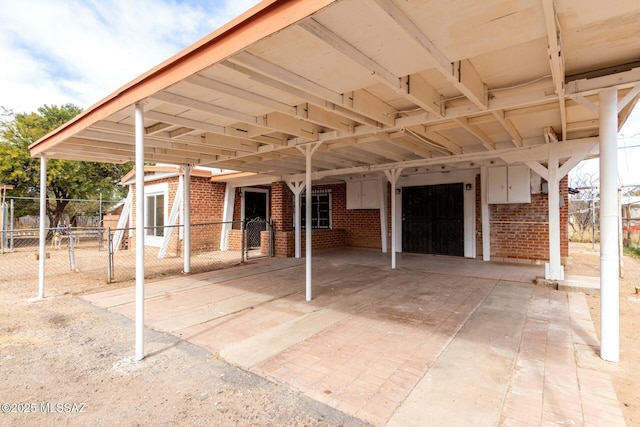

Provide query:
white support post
left=379, top=174, right=388, bottom=253
left=599, top=87, right=619, bottom=362
left=134, top=103, right=146, bottom=361
left=220, top=184, right=235, bottom=251
left=37, top=156, right=47, bottom=300
left=306, top=152, right=312, bottom=301
left=480, top=166, right=491, bottom=261
left=546, top=152, right=564, bottom=280
left=183, top=166, right=191, bottom=274
left=384, top=168, right=402, bottom=269
left=286, top=180, right=305, bottom=259
left=299, top=143, right=321, bottom=301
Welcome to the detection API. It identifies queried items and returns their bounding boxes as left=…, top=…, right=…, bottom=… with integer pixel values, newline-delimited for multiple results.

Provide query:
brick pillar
left=271, top=181, right=294, bottom=256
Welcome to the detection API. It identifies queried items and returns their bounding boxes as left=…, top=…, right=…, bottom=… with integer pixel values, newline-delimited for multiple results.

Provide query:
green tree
left=0, top=104, right=133, bottom=228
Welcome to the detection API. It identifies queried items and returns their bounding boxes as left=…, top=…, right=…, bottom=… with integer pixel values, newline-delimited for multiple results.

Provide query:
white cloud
left=0, top=0, right=260, bottom=114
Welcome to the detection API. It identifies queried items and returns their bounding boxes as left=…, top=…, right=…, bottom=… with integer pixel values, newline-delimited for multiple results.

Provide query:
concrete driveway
left=83, top=249, right=626, bottom=426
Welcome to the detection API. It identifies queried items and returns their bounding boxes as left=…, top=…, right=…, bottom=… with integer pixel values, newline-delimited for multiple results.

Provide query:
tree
left=568, top=168, right=600, bottom=242
left=0, top=104, right=133, bottom=228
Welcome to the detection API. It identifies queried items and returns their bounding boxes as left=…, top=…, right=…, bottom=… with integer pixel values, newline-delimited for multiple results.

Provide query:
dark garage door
left=402, top=183, right=464, bottom=256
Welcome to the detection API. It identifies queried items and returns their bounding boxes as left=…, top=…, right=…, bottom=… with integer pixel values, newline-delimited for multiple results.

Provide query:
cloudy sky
left=0, top=0, right=260, bottom=113
left=1, top=0, right=638, bottom=187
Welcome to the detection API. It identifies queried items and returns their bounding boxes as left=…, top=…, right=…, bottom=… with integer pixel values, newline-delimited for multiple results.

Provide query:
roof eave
left=29, top=0, right=337, bottom=158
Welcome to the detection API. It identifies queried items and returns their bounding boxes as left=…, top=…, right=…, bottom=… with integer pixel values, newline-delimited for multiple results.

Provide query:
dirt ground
left=0, top=265, right=367, bottom=426
left=565, top=242, right=640, bottom=426
left=0, top=243, right=638, bottom=426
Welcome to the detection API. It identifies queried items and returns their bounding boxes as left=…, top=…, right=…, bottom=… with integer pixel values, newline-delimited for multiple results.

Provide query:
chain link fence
left=0, top=220, right=274, bottom=287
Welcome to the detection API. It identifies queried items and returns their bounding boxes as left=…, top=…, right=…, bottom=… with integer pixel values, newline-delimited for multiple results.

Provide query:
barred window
left=295, top=189, right=332, bottom=229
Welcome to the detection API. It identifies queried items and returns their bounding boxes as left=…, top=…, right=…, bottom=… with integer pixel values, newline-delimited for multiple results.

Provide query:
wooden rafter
left=541, top=0, right=567, bottom=141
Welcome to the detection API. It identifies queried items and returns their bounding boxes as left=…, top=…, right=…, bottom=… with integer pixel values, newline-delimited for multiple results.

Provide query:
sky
left=0, top=0, right=260, bottom=113
left=0, top=0, right=638, bottom=189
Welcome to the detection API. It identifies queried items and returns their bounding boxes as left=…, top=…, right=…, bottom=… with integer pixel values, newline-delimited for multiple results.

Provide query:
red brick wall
left=313, top=183, right=383, bottom=248
left=274, top=230, right=295, bottom=257
left=269, top=182, right=387, bottom=256
left=300, top=229, right=347, bottom=254
left=190, top=178, right=226, bottom=252
left=483, top=175, right=569, bottom=263
left=130, top=176, right=227, bottom=254
left=228, top=229, right=244, bottom=251
left=271, top=181, right=293, bottom=233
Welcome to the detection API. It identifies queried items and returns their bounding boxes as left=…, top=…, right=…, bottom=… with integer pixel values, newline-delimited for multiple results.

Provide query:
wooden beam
left=254, top=112, right=320, bottom=139
left=401, top=73, right=445, bottom=117
left=145, top=122, right=173, bottom=135
left=386, top=132, right=433, bottom=158
left=372, top=0, right=488, bottom=110
left=566, top=119, right=598, bottom=133
left=345, top=89, right=396, bottom=127
left=618, top=84, right=640, bottom=112
left=395, top=128, right=451, bottom=156
left=230, top=51, right=343, bottom=104
left=568, top=94, right=599, bottom=115
left=298, top=19, right=400, bottom=89
left=168, top=127, right=194, bottom=139
left=228, top=53, right=392, bottom=128
left=371, top=0, right=451, bottom=77
left=296, top=103, right=355, bottom=133
left=541, top=0, right=567, bottom=140
left=453, top=59, right=488, bottom=110
left=152, top=91, right=257, bottom=123
left=456, top=118, right=495, bottom=150
left=423, top=130, right=463, bottom=155
left=76, top=130, right=237, bottom=158
left=185, top=74, right=296, bottom=115
left=491, top=110, right=523, bottom=147
left=144, top=111, right=225, bottom=134
left=357, top=140, right=412, bottom=162
left=201, top=133, right=259, bottom=153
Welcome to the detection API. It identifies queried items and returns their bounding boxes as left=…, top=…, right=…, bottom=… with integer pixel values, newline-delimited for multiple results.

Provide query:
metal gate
left=244, top=217, right=274, bottom=259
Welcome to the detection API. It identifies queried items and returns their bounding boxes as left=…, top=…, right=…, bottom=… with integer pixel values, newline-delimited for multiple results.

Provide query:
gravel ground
left=0, top=271, right=369, bottom=426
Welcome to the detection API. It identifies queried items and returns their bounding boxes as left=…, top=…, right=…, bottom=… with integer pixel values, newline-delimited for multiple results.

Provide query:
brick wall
left=188, top=178, right=226, bottom=252
left=228, top=229, right=245, bottom=251
left=483, top=175, right=569, bottom=263
left=269, top=182, right=386, bottom=256
left=130, top=176, right=227, bottom=254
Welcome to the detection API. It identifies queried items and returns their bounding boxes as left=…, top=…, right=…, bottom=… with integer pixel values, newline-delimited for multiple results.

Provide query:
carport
left=29, top=0, right=639, bottom=364
left=81, top=250, right=626, bottom=425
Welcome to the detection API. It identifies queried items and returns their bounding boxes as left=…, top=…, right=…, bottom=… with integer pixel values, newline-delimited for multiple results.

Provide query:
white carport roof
left=28, top=0, right=639, bottom=363
left=29, top=0, right=640, bottom=182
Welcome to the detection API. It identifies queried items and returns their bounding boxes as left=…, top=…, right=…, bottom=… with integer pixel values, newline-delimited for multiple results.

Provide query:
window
left=146, top=193, right=165, bottom=237
left=296, top=189, right=331, bottom=229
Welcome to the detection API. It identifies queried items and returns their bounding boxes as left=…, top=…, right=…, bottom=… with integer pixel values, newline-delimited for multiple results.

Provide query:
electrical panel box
left=346, top=179, right=380, bottom=209
left=487, top=165, right=531, bottom=204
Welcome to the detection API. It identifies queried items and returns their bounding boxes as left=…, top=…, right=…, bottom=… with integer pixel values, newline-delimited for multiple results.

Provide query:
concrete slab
left=82, top=249, right=626, bottom=426
left=387, top=282, right=533, bottom=427
left=558, top=274, right=601, bottom=295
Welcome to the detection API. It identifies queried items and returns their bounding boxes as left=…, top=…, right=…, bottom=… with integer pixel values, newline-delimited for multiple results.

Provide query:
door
left=243, top=191, right=268, bottom=248
left=402, top=183, right=464, bottom=256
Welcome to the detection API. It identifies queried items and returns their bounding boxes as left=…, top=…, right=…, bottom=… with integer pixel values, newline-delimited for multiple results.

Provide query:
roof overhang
left=29, top=0, right=640, bottom=183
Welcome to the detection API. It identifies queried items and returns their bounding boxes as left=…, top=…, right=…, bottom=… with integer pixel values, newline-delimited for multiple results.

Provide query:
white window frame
left=143, top=182, right=168, bottom=247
